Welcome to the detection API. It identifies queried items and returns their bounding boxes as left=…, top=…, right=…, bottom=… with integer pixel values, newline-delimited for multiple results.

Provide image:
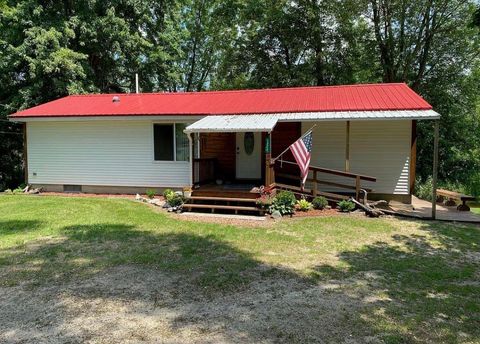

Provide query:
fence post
left=355, top=176, right=360, bottom=201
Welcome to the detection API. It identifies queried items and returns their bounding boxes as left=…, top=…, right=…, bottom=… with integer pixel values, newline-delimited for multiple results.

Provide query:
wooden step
left=186, top=196, right=257, bottom=203
left=182, top=203, right=263, bottom=213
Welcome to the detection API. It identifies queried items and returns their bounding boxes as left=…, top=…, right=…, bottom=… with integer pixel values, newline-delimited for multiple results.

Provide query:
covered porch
left=183, top=109, right=442, bottom=216
left=185, top=114, right=383, bottom=204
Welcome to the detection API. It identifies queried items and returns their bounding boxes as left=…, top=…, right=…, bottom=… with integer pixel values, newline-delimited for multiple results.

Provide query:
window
left=153, top=123, right=189, bottom=161
left=175, top=123, right=189, bottom=161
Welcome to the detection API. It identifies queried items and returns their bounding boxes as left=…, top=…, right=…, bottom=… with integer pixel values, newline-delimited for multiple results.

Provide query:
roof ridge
left=67, top=83, right=409, bottom=97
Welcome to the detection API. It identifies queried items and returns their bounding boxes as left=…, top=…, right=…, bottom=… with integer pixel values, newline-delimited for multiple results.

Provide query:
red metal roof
left=10, top=83, right=432, bottom=118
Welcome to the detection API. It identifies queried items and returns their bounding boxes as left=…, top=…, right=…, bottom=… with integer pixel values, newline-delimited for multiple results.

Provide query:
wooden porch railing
left=193, top=158, right=217, bottom=184
left=272, top=160, right=376, bottom=201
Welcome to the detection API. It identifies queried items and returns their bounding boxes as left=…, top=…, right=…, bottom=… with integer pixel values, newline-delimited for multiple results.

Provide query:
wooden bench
left=436, top=189, right=476, bottom=211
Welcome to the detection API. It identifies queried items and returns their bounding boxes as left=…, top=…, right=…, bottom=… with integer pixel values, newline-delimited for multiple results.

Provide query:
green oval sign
left=244, top=132, right=255, bottom=155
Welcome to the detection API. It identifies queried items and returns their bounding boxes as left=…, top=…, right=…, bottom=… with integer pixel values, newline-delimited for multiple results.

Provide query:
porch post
left=432, top=120, right=439, bottom=219
left=188, top=133, right=194, bottom=186
left=265, top=132, right=274, bottom=186
left=345, top=121, right=350, bottom=172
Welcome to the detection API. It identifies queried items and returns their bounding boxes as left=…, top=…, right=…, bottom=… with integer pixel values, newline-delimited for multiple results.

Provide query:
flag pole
left=272, top=124, right=317, bottom=162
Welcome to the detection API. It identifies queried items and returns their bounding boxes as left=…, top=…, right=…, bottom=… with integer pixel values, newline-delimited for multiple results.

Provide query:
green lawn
left=1, top=195, right=479, bottom=343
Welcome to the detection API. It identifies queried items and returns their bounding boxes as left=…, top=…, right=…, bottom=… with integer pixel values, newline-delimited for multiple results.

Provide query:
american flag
left=290, top=130, right=313, bottom=189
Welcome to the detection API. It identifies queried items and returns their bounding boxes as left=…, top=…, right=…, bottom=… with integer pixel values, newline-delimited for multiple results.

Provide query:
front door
left=236, top=132, right=261, bottom=179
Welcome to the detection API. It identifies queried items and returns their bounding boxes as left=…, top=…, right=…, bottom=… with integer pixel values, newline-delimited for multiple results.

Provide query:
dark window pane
left=154, top=124, right=174, bottom=161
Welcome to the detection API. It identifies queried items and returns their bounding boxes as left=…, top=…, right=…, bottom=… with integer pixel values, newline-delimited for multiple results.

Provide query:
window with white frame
left=153, top=123, right=189, bottom=161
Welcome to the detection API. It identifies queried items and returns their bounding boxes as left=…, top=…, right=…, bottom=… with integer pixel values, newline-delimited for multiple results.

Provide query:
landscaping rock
left=148, top=198, right=162, bottom=205
left=271, top=211, right=282, bottom=219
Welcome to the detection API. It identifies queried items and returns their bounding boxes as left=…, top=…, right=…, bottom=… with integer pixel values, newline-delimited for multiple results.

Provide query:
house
left=9, top=83, right=440, bottom=205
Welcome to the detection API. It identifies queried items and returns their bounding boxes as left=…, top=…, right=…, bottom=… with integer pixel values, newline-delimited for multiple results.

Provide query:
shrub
left=163, top=188, right=175, bottom=199
left=312, top=196, right=328, bottom=210
left=269, top=191, right=296, bottom=215
left=296, top=199, right=312, bottom=212
left=4, top=189, right=13, bottom=194
left=146, top=189, right=156, bottom=199
left=337, top=200, right=355, bottom=212
left=414, top=176, right=433, bottom=201
left=256, top=194, right=274, bottom=210
left=166, top=193, right=185, bottom=207
left=467, top=172, right=480, bottom=198
left=12, top=187, right=24, bottom=194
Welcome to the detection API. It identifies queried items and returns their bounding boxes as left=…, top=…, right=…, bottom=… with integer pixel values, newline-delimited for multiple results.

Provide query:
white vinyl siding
left=303, top=120, right=411, bottom=195
left=27, top=120, right=190, bottom=188
left=350, top=121, right=411, bottom=194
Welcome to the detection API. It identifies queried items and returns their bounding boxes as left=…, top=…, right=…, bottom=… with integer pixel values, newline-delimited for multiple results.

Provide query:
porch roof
left=184, top=114, right=279, bottom=133
left=185, top=109, right=440, bottom=133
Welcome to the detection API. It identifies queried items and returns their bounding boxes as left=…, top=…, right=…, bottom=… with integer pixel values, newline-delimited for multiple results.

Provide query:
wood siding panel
left=199, top=133, right=236, bottom=180
left=272, top=122, right=301, bottom=178
left=27, top=121, right=190, bottom=187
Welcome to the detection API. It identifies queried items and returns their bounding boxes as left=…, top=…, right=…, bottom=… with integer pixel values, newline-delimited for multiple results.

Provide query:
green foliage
left=466, top=172, right=480, bottom=198
left=414, top=177, right=434, bottom=202
left=163, top=189, right=175, bottom=199
left=166, top=193, right=185, bottom=208
left=337, top=200, right=355, bottom=213
left=312, top=196, right=328, bottom=210
left=296, top=199, right=312, bottom=212
left=12, top=187, right=24, bottom=194
left=256, top=194, right=274, bottom=210
left=146, top=189, right=156, bottom=199
left=269, top=191, right=296, bottom=216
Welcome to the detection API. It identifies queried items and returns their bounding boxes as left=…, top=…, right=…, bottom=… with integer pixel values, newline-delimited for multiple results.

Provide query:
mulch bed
left=292, top=208, right=341, bottom=217
left=38, top=192, right=137, bottom=199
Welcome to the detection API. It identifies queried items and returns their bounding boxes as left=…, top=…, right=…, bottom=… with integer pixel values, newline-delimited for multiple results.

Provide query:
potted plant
left=183, top=186, right=193, bottom=198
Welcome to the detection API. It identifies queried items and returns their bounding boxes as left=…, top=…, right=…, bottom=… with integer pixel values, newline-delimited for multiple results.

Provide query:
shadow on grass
left=0, top=220, right=479, bottom=343
left=0, top=220, right=43, bottom=236
left=312, top=221, right=480, bottom=343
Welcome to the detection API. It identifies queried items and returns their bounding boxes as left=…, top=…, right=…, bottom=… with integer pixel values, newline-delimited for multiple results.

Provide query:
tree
left=0, top=0, right=183, bottom=189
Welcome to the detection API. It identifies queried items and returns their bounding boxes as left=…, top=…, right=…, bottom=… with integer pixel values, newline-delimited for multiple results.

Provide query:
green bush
left=166, top=193, right=185, bottom=207
left=337, top=200, right=355, bottom=212
left=12, top=187, right=24, bottom=194
left=296, top=199, right=312, bottom=212
left=146, top=189, right=156, bottom=199
left=312, top=196, right=328, bottom=210
left=163, top=189, right=175, bottom=199
left=269, top=191, right=296, bottom=215
left=467, top=172, right=480, bottom=198
left=414, top=176, right=433, bottom=201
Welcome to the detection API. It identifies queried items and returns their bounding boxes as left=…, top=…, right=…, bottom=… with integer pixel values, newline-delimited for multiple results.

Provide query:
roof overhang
left=274, top=110, right=440, bottom=121
left=184, top=114, right=279, bottom=133
left=184, top=110, right=439, bottom=134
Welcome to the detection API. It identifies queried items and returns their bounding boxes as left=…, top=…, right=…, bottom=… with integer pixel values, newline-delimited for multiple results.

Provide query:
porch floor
left=390, top=196, right=480, bottom=223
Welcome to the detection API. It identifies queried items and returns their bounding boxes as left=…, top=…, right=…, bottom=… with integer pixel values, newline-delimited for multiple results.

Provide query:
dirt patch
left=0, top=265, right=378, bottom=344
